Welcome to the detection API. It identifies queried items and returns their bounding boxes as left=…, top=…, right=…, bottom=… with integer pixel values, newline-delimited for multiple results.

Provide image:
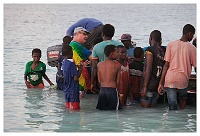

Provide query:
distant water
left=4, top=4, right=196, bottom=132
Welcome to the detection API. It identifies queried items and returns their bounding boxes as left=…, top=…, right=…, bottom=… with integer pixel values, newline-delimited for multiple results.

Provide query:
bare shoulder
left=114, top=61, right=121, bottom=69
left=97, top=61, right=103, bottom=67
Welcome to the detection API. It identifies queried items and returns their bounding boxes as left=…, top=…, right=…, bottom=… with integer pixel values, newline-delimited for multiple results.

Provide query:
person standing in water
left=56, top=36, right=72, bottom=90
left=24, top=48, right=54, bottom=88
left=140, top=30, right=166, bottom=108
left=69, top=27, right=92, bottom=97
left=91, top=24, right=124, bottom=93
left=158, top=24, right=196, bottom=110
left=96, top=45, right=122, bottom=110
left=62, top=45, right=88, bottom=110
left=129, top=47, right=144, bottom=102
left=116, top=45, right=130, bottom=106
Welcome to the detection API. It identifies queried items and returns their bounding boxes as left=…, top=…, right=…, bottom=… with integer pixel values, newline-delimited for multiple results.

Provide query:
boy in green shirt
left=24, top=48, right=54, bottom=88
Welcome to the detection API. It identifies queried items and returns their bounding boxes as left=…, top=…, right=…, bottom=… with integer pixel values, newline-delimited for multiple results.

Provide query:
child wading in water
left=116, top=45, right=130, bottom=106
left=62, top=45, right=89, bottom=110
left=24, top=48, right=54, bottom=88
left=129, top=47, right=144, bottom=102
left=96, top=45, right=122, bottom=110
left=56, top=36, right=72, bottom=90
left=141, top=30, right=166, bottom=108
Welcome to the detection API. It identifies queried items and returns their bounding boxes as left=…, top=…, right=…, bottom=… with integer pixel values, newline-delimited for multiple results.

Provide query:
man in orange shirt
left=158, top=24, right=196, bottom=110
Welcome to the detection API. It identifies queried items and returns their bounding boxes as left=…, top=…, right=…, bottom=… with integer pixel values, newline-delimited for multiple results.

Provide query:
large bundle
left=47, top=45, right=63, bottom=67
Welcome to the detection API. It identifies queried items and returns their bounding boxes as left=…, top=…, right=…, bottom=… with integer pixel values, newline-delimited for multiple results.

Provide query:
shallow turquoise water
left=4, top=88, right=196, bottom=132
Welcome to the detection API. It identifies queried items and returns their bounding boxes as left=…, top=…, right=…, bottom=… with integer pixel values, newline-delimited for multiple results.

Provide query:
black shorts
left=96, top=87, right=122, bottom=110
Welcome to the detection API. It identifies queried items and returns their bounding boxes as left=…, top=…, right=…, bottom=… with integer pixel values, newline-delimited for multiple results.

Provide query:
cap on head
left=73, top=27, right=90, bottom=34
left=120, top=34, right=132, bottom=41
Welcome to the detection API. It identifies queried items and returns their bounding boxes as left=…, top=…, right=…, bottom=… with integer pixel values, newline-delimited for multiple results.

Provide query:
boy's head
left=102, top=24, right=115, bottom=38
left=149, top=30, right=162, bottom=46
left=62, top=45, right=73, bottom=59
left=104, top=45, right=118, bottom=59
left=32, top=48, right=41, bottom=62
left=120, top=34, right=132, bottom=49
left=183, top=24, right=195, bottom=42
left=117, top=45, right=127, bottom=59
left=63, top=36, right=72, bottom=45
left=134, top=47, right=144, bottom=59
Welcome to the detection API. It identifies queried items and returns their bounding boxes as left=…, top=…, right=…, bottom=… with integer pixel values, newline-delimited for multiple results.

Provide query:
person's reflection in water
left=24, top=89, right=46, bottom=128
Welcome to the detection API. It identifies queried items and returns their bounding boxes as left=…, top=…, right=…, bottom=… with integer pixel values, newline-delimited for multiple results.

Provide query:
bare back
left=97, top=60, right=120, bottom=88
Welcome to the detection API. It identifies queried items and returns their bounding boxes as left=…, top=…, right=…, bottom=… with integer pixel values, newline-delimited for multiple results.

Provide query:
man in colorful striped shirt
left=69, top=27, right=92, bottom=97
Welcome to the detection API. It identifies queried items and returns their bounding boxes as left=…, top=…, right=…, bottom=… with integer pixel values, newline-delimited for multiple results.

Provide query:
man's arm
left=158, top=61, right=169, bottom=95
left=74, top=65, right=83, bottom=81
left=24, top=74, right=31, bottom=88
left=91, top=59, right=98, bottom=90
left=74, top=60, right=90, bottom=81
left=141, top=53, right=153, bottom=98
left=97, top=63, right=101, bottom=84
left=43, top=73, right=54, bottom=86
left=116, top=64, right=121, bottom=86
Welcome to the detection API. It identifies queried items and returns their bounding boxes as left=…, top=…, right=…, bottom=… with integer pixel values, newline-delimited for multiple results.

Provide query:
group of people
left=24, top=18, right=196, bottom=111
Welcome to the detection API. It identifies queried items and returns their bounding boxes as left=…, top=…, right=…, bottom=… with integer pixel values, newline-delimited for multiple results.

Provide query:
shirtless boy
left=96, top=45, right=122, bottom=110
